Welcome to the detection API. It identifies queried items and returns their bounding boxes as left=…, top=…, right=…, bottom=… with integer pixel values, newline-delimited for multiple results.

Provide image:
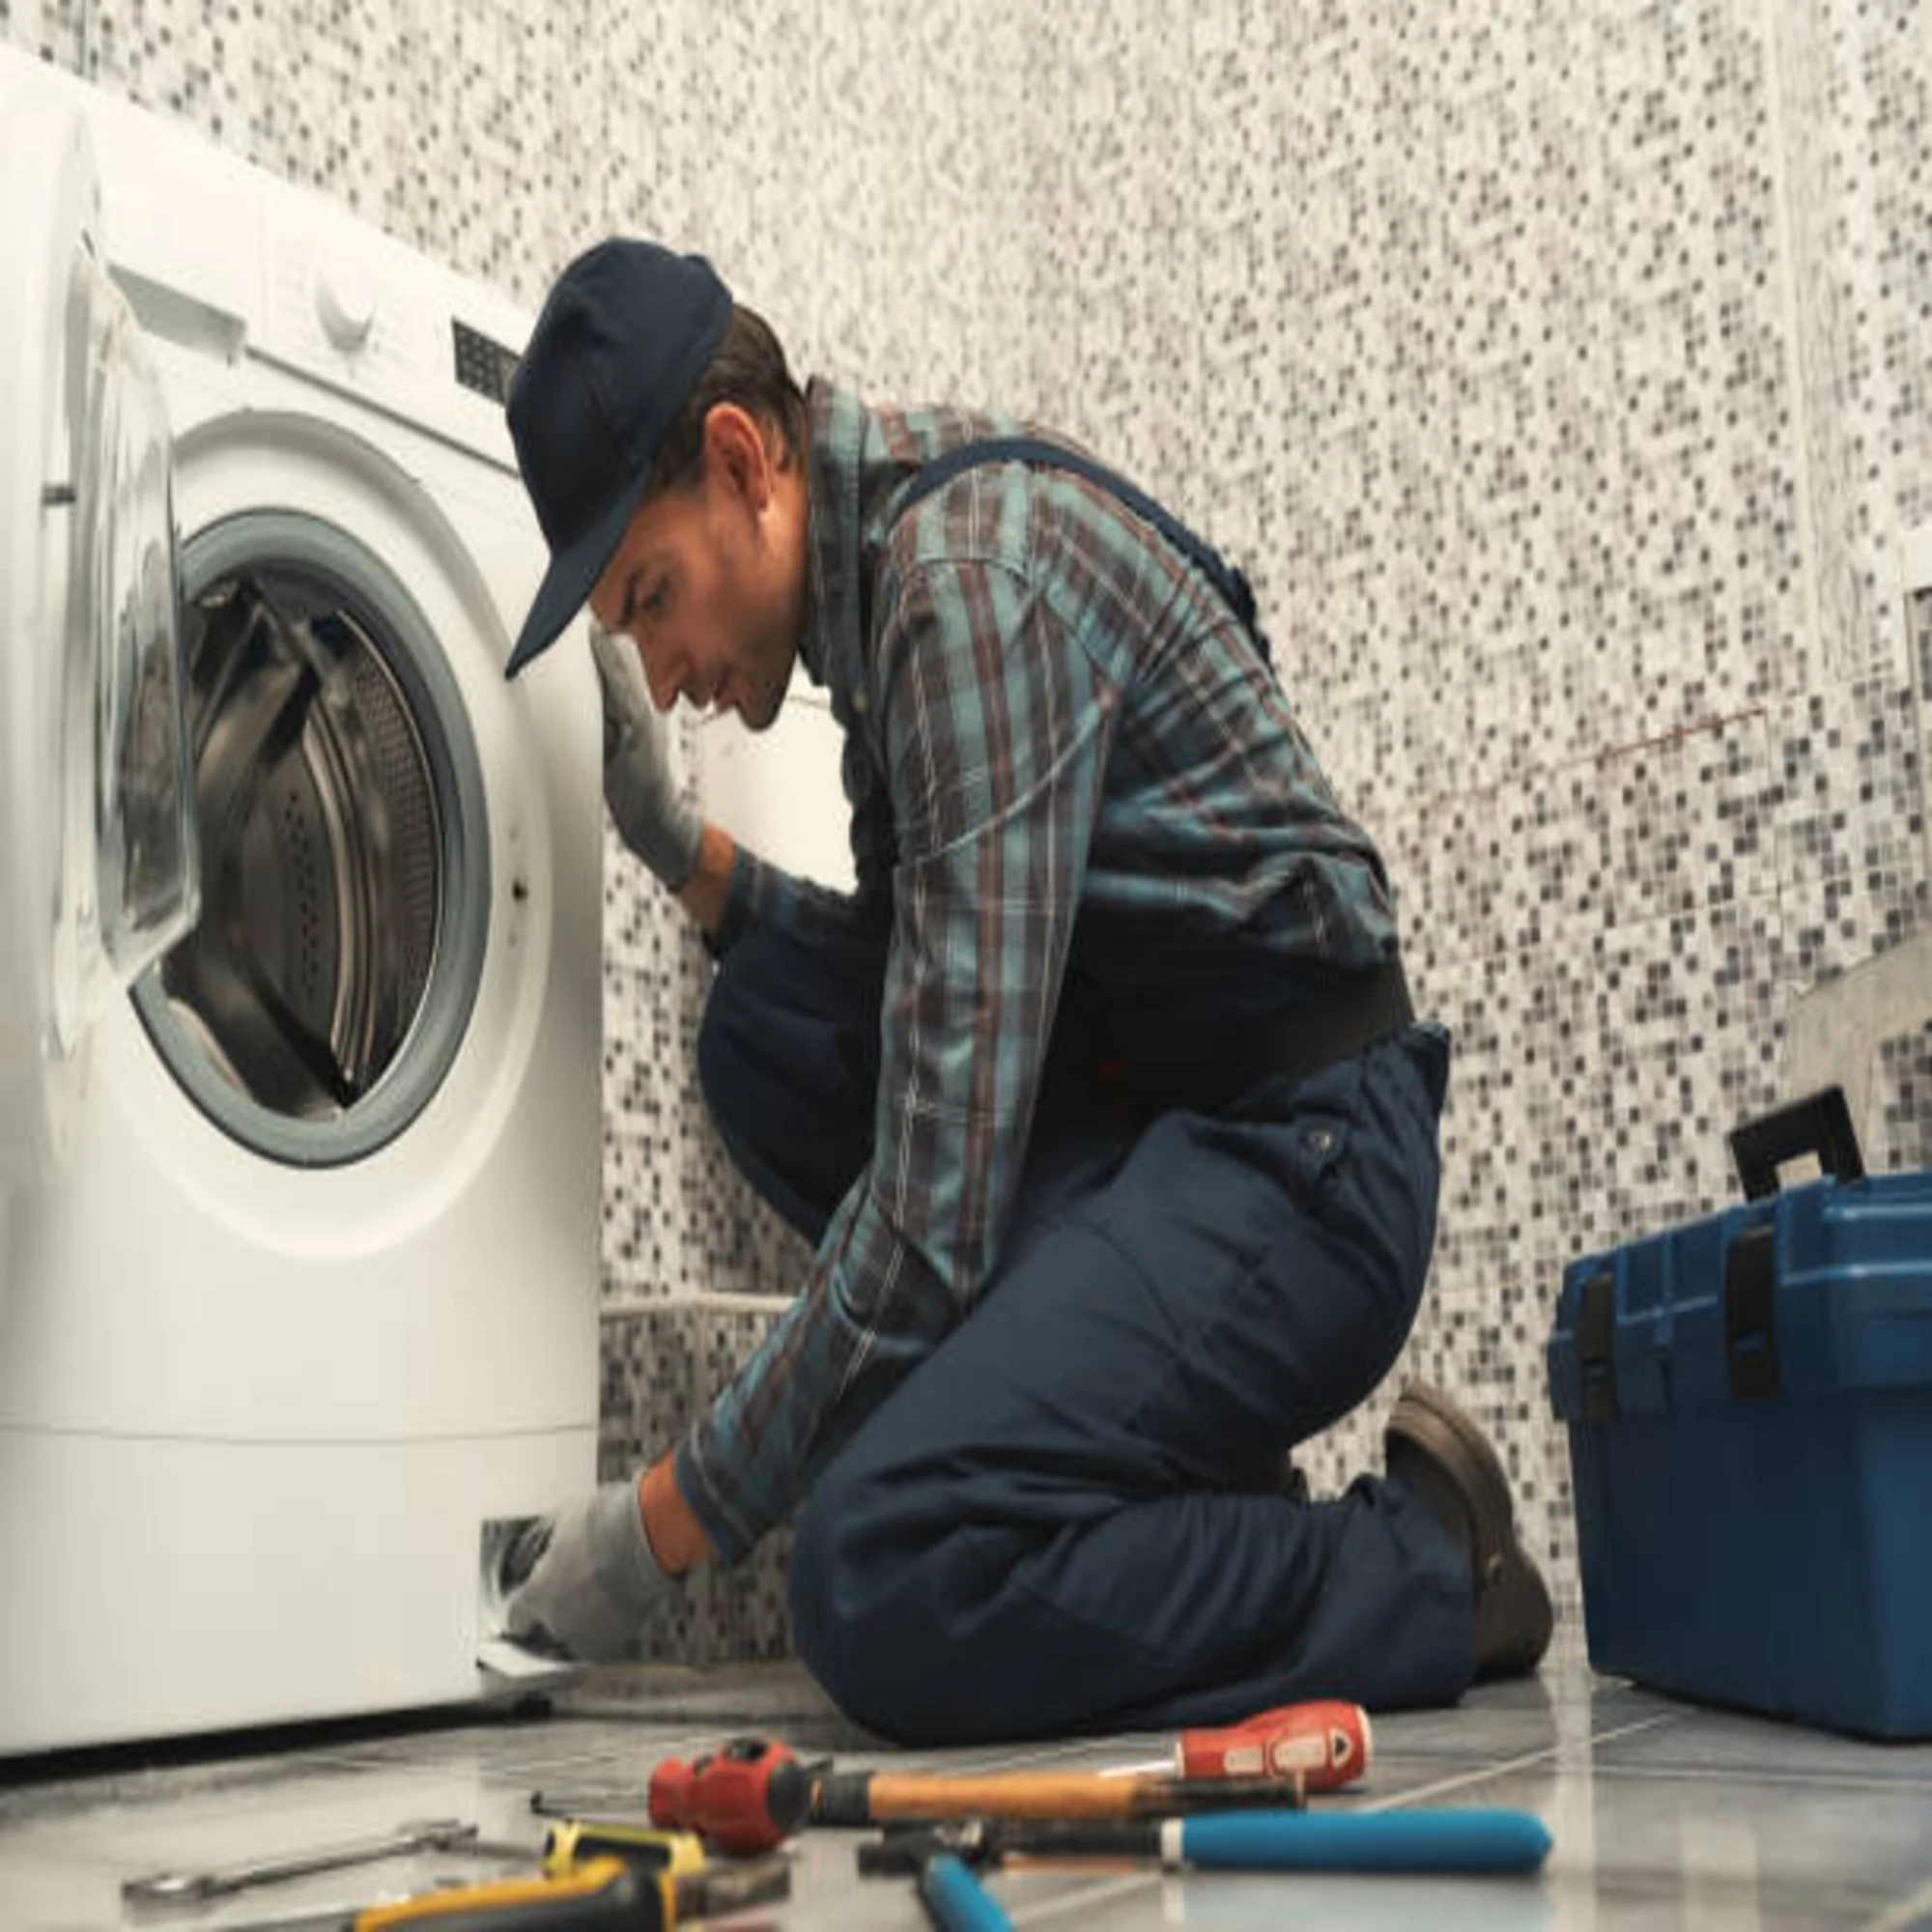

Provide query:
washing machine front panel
left=0, top=397, right=604, bottom=1446
left=0, top=49, right=603, bottom=1753
left=0, top=78, right=198, bottom=1184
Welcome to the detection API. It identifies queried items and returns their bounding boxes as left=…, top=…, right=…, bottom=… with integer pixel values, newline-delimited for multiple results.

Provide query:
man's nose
left=637, top=638, right=681, bottom=713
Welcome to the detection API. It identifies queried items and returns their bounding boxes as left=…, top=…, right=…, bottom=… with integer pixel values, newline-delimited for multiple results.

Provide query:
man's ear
left=702, top=403, right=773, bottom=512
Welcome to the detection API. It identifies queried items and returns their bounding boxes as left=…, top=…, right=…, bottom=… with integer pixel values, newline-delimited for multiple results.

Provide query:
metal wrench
left=122, top=1816, right=513, bottom=1910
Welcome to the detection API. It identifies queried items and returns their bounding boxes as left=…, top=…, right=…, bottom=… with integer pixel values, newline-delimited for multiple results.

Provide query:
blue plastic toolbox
left=1548, top=1090, right=1932, bottom=1738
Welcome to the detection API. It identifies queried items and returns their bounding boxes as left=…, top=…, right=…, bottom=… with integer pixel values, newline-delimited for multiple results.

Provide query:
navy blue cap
left=504, top=239, right=731, bottom=678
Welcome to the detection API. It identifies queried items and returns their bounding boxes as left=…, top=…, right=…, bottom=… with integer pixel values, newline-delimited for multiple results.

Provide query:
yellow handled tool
left=362, top=1857, right=638, bottom=1927
left=359, top=1846, right=792, bottom=1928
left=219, top=1833, right=790, bottom=1929
left=219, top=1859, right=643, bottom=1930
left=538, top=1814, right=789, bottom=1918
left=540, top=1822, right=704, bottom=1880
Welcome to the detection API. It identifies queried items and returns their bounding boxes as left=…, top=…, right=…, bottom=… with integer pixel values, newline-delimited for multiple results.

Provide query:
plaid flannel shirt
left=675, top=379, right=1401, bottom=1562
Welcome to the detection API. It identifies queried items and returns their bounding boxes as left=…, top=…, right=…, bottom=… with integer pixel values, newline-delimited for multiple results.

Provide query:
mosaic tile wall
left=656, top=0, right=1931, bottom=1654
left=1003, top=0, right=1932, bottom=1634
left=652, top=0, right=1931, bottom=1657
left=7, top=0, right=1927, bottom=1668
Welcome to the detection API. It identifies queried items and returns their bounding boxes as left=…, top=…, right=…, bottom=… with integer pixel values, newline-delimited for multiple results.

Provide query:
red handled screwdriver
left=1175, top=1700, right=1372, bottom=1793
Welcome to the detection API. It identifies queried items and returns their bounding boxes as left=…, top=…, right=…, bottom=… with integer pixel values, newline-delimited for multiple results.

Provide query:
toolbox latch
left=1724, top=1223, right=1781, bottom=1402
left=1577, top=1267, right=1620, bottom=1423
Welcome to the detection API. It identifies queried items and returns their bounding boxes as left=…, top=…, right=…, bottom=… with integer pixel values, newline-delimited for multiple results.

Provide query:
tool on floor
left=646, top=1736, right=815, bottom=1854
left=539, top=1820, right=703, bottom=1879
left=542, top=1823, right=791, bottom=1918
left=531, top=1793, right=641, bottom=1823
left=213, top=1857, right=639, bottom=1930
left=917, top=1851, right=1014, bottom=1932
left=123, top=1818, right=524, bottom=1910
left=1103, top=1698, right=1373, bottom=1793
left=215, top=1849, right=790, bottom=1931
left=808, top=1762, right=1308, bottom=1828
left=1176, top=1699, right=1372, bottom=1791
left=626, top=1851, right=792, bottom=1922
left=859, top=1806, right=1553, bottom=1877
left=529, top=1794, right=713, bottom=1834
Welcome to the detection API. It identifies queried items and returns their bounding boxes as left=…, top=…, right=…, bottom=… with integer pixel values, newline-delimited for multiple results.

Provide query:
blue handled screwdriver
left=864, top=1806, right=1553, bottom=1878
left=918, top=1852, right=1014, bottom=1932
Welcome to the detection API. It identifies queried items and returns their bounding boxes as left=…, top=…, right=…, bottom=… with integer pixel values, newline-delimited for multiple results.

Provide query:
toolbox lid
left=1550, top=1170, right=1932, bottom=1420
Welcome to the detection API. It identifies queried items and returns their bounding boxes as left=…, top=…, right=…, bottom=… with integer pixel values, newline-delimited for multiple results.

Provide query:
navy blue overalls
left=697, top=441, right=1476, bottom=1743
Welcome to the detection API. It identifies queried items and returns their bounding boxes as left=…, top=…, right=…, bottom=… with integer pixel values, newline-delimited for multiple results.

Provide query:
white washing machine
left=0, top=50, right=602, bottom=1754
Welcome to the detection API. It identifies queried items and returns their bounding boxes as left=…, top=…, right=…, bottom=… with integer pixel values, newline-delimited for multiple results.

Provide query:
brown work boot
left=1384, top=1381, right=1553, bottom=1682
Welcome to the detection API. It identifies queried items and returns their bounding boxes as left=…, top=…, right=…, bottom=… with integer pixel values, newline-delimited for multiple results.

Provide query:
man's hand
left=591, top=627, right=703, bottom=891
left=502, top=1475, right=685, bottom=1662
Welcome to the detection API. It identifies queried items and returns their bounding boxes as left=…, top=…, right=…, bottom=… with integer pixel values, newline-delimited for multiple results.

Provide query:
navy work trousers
left=696, top=925, right=1477, bottom=1745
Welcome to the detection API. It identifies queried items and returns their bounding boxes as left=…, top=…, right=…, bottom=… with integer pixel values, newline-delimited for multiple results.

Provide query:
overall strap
left=890, top=436, right=1267, bottom=655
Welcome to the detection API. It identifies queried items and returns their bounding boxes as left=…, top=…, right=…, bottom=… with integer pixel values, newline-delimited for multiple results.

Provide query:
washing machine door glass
left=131, top=514, right=490, bottom=1167
left=0, top=83, right=198, bottom=1183
left=65, top=272, right=201, bottom=1015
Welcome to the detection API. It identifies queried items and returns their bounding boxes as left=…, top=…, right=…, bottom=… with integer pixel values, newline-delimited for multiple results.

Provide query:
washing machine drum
left=133, top=515, right=489, bottom=1167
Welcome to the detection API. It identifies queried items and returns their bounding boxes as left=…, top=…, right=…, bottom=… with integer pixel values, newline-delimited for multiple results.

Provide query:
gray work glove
left=501, top=1481, right=685, bottom=1662
left=591, top=626, right=703, bottom=892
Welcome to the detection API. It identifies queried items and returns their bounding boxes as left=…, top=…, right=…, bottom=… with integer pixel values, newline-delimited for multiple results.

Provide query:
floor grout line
left=1359, top=1711, right=1685, bottom=1811
left=1010, top=1869, right=1162, bottom=1926
left=1582, top=1763, right=1932, bottom=1795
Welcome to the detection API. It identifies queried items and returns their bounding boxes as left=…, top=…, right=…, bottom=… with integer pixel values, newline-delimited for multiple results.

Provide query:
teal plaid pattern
left=677, top=380, right=1401, bottom=1561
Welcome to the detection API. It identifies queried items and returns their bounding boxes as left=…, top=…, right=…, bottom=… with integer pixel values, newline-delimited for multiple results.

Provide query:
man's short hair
left=644, top=304, right=807, bottom=494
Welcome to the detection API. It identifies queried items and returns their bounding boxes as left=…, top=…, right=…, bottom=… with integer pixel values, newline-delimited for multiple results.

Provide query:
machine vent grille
left=453, top=320, right=518, bottom=404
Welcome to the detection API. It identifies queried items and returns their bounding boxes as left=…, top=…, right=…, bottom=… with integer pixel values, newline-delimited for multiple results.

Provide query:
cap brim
left=504, top=468, right=654, bottom=679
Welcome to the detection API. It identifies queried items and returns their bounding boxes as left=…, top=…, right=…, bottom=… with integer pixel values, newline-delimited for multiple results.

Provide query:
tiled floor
left=3, top=1634, right=1929, bottom=1929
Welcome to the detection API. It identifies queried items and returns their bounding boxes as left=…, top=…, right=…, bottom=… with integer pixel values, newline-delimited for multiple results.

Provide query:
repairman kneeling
left=496, top=240, right=1552, bottom=1744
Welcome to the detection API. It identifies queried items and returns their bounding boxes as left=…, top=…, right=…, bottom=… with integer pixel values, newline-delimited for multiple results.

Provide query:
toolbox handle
left=1728, top=1088, right=1865, bottom=1202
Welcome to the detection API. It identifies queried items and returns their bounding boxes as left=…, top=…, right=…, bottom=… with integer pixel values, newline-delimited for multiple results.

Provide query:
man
left=497, top=238, right=1552, bottom=1744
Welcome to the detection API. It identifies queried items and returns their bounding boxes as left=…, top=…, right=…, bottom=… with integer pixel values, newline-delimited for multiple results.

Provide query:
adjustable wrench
left=123, top=1816, right=523, bottom=1909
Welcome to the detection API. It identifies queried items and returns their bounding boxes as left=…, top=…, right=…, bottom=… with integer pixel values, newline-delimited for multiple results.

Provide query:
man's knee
left=788, top=1463, right=980, bottom=1746
left=787, top=1475, right=889, bottom=1732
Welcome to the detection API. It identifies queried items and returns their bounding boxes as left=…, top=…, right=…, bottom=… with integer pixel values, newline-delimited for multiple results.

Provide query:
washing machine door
left=0, top=83, right=199, bottom=1184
